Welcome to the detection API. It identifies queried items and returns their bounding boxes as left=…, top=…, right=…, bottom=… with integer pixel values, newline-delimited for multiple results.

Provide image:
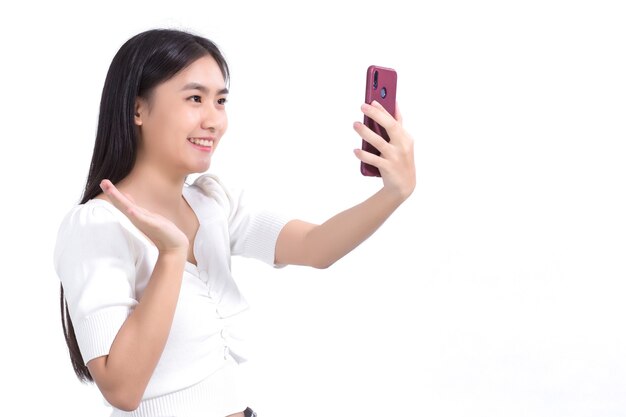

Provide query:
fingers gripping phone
left=361, top=65, right=397, bottom=177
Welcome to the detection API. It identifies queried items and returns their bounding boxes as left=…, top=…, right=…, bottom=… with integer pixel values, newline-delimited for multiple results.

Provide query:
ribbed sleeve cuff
left=244, top=210, right=291, bottom=268
left=74, top=306, right=132, bottom=363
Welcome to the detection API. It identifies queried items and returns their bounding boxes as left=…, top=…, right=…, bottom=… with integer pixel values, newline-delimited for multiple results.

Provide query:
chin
left=190, top=160, right=212, bottom=174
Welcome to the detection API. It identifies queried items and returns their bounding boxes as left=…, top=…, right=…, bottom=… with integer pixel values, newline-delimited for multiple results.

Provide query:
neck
left=116, top=160, right=188, bottom=216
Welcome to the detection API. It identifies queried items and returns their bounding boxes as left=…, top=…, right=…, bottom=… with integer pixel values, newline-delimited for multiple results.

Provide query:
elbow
left=88, top=357, right=145, bottom=412
left=102, top=389, right=142, bottom=412
left=308, top=247, right=342, bottom=269
left=311, top=256, right=336, bottom=270
left=108, top=396, right=141, bottom=412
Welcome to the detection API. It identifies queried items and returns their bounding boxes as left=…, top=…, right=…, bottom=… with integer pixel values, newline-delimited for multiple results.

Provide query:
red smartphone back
left=361, top=65, right=397, bottom=177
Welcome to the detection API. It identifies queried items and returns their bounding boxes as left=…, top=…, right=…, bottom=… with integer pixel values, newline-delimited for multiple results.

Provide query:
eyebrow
left=180, top=82, right=229, bottom=95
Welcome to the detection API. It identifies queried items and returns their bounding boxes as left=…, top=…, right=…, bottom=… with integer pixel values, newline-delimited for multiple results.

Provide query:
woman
left=54, top=28, right=415, bottom=417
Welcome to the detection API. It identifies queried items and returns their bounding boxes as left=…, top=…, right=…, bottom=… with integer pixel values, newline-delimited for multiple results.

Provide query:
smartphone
left=361, top=65, right=397, bottom=177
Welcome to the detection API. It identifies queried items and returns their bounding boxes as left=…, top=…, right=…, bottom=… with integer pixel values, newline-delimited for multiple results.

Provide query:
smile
left=187, top=137, right=214, bottom=147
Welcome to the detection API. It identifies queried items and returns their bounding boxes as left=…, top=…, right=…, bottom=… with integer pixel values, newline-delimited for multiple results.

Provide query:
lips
left=187, top=137, right=214, bottom=147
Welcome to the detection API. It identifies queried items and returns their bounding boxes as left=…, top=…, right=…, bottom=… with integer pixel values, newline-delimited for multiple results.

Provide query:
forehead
left=165, top=55, right=226, bottom=90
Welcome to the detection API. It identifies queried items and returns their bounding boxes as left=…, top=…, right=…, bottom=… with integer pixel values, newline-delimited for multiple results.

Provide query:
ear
left=134, top=98, right=148, bottom=126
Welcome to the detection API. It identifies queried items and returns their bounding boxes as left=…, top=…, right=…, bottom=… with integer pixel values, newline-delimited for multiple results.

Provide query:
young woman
left=54, top=28, right=415, bottom=417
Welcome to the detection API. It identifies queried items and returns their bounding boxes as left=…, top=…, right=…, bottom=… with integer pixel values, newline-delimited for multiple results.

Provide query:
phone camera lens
left=381, top=87, right=387, bottom=99
left=373, top=71, right=378, bottom=89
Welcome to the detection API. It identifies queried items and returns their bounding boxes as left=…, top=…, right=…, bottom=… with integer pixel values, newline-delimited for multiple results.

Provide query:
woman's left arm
left=275, top=100, right=415, bottom=268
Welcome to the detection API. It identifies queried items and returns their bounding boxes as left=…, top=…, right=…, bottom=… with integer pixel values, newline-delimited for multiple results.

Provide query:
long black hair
left=60, top=28, right=230, bottom=382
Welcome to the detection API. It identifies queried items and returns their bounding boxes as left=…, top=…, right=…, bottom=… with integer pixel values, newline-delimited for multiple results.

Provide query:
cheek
left=161, top=108, right=202, bottom=141
left=142, top=110, right=192, bottom=150
left=180, top=107, right=203, bottom=128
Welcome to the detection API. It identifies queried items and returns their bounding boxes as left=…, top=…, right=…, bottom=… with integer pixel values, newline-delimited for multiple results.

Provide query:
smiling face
left=133, top=54, right=229, bottom=177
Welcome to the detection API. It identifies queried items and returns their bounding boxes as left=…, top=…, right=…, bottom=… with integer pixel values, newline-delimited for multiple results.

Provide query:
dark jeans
left=244, top=408, right=257, bottom=417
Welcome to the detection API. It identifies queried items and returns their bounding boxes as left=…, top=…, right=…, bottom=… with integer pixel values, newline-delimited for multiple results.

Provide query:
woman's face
left=134, top=54, right=228, bottom=176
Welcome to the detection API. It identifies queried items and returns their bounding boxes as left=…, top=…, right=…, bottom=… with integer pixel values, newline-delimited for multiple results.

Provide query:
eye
left=188, top=95, right=202, bottom=103
left=217, top=97, right=228, bottom=105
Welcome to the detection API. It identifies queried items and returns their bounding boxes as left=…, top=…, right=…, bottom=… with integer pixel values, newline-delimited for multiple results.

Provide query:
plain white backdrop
left=0, top=0, right=625, bottom=416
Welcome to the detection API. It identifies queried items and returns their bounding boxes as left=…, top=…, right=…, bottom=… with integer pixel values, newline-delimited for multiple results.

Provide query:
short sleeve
left=54, top=202, right=138, bottom=364
left=192, top=174, right=291, bottom=267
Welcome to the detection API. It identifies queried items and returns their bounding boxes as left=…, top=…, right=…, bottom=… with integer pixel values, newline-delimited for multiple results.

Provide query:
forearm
left=306, top=187, right=405, bottom=268
left=277, top=99, right=415, bottom=269
left=91, top=250, right=186, bottom=408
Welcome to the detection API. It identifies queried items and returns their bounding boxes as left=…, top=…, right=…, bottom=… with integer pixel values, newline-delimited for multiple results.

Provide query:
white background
left=0, top=0, right=625, bottom=416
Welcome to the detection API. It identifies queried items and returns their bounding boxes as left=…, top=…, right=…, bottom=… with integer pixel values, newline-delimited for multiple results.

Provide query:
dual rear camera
left=373, top=71, right=387, bottom=99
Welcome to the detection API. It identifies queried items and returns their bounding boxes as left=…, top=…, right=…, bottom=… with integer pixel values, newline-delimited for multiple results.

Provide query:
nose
left=200, top=102, right=225, bottom=131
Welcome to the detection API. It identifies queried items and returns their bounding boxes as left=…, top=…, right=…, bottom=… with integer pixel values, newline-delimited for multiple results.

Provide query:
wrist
left=157, top=247, right=188, bottom=262
left=380, top=184, right=413, bottom=205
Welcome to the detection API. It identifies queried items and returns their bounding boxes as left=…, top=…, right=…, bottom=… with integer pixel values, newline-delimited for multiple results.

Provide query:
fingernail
left=371, top=100, right=380, bottom=107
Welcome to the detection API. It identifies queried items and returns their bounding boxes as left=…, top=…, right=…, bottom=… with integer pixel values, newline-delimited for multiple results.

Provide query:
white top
left=54, top=174, right=290, bottom=417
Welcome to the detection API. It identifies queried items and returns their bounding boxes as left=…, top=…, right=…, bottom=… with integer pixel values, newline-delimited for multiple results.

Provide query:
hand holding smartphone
left=361, top=65, right=397, bottom=177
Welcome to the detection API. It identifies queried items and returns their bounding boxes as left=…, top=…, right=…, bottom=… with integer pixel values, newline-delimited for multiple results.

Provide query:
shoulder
left=189, top=173, right=230, bottom=198
left=56, top=199, right=126, bottom=233
left=187, top=173, right=241, bottom=214
left=53, top=199, right=133, bottom=262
